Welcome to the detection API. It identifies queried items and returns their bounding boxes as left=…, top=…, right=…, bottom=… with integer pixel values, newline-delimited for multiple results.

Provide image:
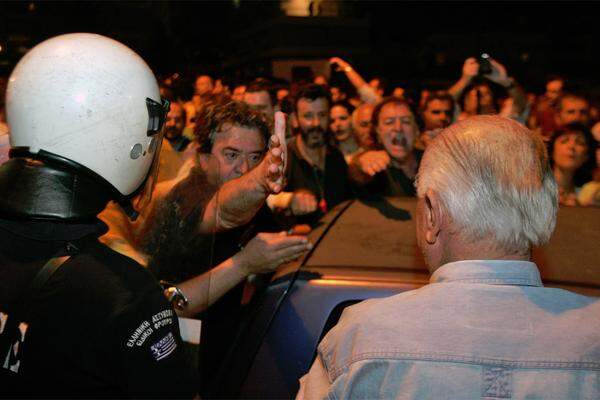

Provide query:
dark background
left=1, top=1, right=599, bottom=96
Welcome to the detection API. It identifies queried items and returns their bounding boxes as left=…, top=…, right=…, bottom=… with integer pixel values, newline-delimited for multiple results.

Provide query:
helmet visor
left=130, top=98, right=170, bottom=216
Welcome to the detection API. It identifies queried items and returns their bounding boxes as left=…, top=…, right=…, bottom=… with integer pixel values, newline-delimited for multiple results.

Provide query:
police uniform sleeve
left=107, top=284, right=198, bottom=398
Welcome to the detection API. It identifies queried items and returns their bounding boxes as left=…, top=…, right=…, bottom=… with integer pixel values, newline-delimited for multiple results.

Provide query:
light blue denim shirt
left=298, top=260, right=600, bottom=399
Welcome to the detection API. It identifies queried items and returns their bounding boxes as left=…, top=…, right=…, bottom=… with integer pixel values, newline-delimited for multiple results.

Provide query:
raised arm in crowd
left=449, top=56, right=527, bottom=120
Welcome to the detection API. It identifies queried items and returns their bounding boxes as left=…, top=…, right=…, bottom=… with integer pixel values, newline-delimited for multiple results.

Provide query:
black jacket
left=0, top=218, right=197, bottom=398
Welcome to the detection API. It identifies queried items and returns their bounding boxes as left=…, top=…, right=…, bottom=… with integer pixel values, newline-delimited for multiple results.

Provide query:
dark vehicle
left=210, top=197, right=600, bottom=399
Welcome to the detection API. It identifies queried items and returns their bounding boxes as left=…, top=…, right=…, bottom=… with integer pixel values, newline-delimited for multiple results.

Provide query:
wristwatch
left=160, top=280, right=189, bottom=310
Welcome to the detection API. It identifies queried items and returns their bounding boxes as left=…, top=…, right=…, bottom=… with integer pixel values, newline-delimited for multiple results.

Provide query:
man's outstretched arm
left=448, top=57, right=478, bottom=100
left=330, top=57, right=382, bottom=105
left=173, top=231, right=311, bottom=317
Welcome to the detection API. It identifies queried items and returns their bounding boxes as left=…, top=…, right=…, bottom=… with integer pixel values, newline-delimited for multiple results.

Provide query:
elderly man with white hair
left=297, top=115, right=600, bottom=399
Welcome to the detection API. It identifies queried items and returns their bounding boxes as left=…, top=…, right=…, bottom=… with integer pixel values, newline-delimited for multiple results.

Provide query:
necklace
left=311, top=164, right=328, bottom=213
left=297, top=136, right=328, bottom=213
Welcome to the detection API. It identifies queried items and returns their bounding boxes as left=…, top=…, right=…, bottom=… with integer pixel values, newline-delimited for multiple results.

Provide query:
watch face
left=164, top=286, right=188, bottom=310
left=175, top=298, right=187, bottom=310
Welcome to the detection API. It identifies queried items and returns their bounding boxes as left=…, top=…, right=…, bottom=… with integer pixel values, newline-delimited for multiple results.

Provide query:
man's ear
left=291, top=112, right=299, bottom=130
left=424, top=188, right=444, bottom=245
left=197, top=153, right=220, bottom=186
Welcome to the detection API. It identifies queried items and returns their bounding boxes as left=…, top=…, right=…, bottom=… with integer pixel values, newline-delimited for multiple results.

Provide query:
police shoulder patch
left=150, top=332, right=177, bottom=361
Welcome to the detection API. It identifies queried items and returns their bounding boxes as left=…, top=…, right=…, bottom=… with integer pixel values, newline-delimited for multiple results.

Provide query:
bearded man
left=284, top=84, right=354, bottom=225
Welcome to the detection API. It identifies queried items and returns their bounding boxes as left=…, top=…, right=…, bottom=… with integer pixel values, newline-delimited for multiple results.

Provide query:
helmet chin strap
left=3, top=147, right=158, bottom=222
left=0, top=157, right=111, bottom=221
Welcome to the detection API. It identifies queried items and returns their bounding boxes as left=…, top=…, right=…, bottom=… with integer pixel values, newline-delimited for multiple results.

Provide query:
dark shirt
left=146, top=166, right=278, bottom=282
left=360, top=150, right=422, bottom=199
left=285, top=139, right=354, bottom=226
left=145, top=165, right=279, bottom=396
left=363, top=166, right=416, bottom=198
left=0, top=218, right=197, bottom=398
left=167, top=135, right=191, bottom=152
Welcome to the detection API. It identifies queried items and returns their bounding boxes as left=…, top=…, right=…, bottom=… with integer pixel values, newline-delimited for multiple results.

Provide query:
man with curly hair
left=140, top=101, right=311, bottom=396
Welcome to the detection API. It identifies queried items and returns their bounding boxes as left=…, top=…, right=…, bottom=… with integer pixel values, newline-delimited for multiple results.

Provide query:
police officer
left=0, top=33, right=197, bottom=398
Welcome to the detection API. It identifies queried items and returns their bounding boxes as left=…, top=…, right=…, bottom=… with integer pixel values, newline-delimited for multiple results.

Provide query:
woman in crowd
left=549, top=122, right=597, bottom=206
left=329, top=101, right=361, bottom=163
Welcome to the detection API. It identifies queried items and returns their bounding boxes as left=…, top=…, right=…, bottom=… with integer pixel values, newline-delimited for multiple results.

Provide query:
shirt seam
left=433, top=278, right=542, bottom=286
left=327, top=351, right=600, bottom=381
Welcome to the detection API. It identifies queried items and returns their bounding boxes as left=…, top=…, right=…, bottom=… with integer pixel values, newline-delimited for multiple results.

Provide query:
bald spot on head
left=352, top=103, right=375, bottom=147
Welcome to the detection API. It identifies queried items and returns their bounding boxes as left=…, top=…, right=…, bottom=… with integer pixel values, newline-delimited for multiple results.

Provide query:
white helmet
left=6, top=33, right=167, bottom=198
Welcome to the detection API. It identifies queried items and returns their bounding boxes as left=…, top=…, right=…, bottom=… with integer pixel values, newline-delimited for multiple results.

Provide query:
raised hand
left=262, top=111, right=287, bottom=194
left=329, top=57, right=351, bottom=71
left=485, top=58, right=511, bottom=87
left=462, top=57, right=479, bottom=80
left=357, top=150, right=391, bottom=176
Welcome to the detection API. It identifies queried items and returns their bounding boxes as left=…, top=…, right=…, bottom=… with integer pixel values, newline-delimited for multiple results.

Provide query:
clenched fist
left=291, top=190, right=318, bottom=215
left=357, top=150, right=391, bottom=176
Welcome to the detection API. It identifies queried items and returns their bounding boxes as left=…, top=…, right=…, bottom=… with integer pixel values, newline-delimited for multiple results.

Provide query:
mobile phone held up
left=478, top=53, right=492, bottom=76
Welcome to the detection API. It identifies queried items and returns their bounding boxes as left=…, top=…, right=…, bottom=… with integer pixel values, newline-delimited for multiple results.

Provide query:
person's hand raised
left=462, top=57, right=479, bottom=80
left=485, top=58, right=512, bottom=87
left=258, top=111, right=287, bottom=194
left=329, top=57, right=351, bottom=71
left=357, top=150, right=391, bottom=176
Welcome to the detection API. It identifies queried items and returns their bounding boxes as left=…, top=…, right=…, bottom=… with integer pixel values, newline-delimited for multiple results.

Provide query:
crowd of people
left=144, top=55, right=600, bottom=214
left=0, top=32, right=599, bottom=399
left=104, top=52, right=598, bottom=395
left=1, top=55, right=598, bottom=216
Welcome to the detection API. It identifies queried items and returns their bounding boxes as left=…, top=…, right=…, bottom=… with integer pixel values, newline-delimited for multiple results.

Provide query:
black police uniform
left=0, top=157, right=198, bottom=398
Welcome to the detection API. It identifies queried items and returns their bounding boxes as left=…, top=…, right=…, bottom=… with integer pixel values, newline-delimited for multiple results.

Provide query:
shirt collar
left=430, top=259, right=543, bottom=287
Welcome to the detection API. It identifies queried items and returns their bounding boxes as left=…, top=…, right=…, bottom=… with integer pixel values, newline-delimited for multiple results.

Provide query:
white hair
left=415, top=115, right=558, bottom=253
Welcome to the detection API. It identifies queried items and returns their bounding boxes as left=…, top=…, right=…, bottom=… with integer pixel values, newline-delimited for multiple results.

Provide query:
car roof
left=291, top=197, right=600, bottom=297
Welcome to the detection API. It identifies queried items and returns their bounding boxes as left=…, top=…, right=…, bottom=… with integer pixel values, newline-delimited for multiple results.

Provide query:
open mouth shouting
left=391, top=134, right=408, bottom=148
left=383, top=131, right=413, bottom=161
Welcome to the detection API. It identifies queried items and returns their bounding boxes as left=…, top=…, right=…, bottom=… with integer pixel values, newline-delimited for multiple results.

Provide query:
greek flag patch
left=150, top=332, right=177, bottom=361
